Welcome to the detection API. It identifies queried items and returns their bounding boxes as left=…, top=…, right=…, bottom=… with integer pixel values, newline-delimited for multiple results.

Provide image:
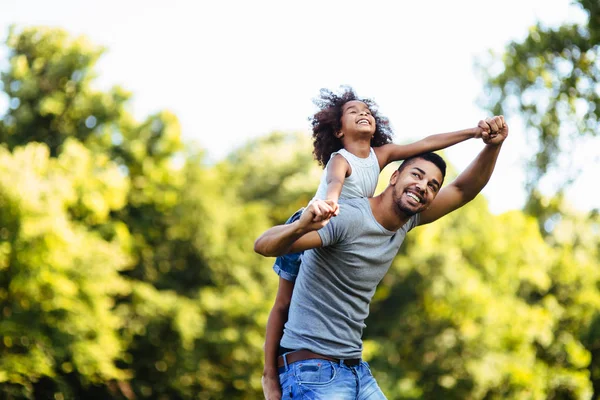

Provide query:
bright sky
left=0, top=0, right=593, bottom=214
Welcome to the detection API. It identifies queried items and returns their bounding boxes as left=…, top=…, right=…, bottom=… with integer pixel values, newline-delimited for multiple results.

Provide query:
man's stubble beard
left=392, top=189, right=419, bottom=217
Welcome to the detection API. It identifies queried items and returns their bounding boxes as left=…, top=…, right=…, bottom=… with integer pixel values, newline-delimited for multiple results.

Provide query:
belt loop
left=283, top=351, right=290, bottom=371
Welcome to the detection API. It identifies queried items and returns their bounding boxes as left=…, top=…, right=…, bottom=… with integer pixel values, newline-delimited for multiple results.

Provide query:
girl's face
left=338, top=100, right=376, bottom=139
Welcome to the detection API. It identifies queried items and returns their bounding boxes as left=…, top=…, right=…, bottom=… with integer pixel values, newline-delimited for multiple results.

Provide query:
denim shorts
left=272, top=208, right=304, bottom=283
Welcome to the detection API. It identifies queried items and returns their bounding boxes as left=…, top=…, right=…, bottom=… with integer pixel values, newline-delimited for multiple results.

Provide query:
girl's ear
left=335, top=131, right=344, bottom=139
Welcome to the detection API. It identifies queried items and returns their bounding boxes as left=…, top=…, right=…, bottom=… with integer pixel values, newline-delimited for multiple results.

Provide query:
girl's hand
left=262, top=375, right=282, bottom=400
left=299, top=199, right=337, bottom=230
left=315, top=199, right=339, bottom=221
left=482, top=116, right=508, bottom=146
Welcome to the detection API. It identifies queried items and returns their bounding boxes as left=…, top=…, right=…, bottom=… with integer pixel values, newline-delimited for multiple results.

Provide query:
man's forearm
left=255, top=200, right=334, bottom=257
left=254, top=222, right=307, bottom=257
left=453, top=143, right=503, bottom=201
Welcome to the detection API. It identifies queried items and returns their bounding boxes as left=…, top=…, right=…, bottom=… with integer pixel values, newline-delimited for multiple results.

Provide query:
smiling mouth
left=357, top=119, right=370, bottom=125
left=406, top=192, right=421, bottom=203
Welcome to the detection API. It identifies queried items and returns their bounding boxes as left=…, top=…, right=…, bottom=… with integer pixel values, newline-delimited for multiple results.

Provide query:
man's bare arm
left=419, top=116, right=508, bottom=225
left=254, top=200, right=336, bottom=256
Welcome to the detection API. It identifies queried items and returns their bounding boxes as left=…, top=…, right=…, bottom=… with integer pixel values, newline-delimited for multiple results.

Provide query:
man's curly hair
left=310, top=86, right=394, bottom=168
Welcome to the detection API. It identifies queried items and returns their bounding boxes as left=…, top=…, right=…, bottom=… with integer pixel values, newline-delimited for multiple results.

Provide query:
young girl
left=262, top=87, right=485, bottom=399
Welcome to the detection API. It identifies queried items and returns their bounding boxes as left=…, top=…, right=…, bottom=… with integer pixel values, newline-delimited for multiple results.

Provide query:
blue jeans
left=278, top=358, right=387, bottom=399
left=272, top=209, right=304, bottom=282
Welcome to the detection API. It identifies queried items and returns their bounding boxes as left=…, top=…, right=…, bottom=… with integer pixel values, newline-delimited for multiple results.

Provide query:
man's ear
left=389, top=170, right=399, bottom=185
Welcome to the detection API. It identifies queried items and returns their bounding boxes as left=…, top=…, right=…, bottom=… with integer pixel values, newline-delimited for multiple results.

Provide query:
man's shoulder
left=330, top=198, right=370, bottom=228
left=337, top=197, right=369, bottom=214
left=317, top=198, right=367, bottom=245
left=320, top=198, right=367, bottom=230
left=338, top=197, right=369, bottom=207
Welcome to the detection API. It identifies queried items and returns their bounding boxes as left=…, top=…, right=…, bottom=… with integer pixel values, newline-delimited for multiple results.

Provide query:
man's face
left=391, top=159, right=443, bottom=216
left=338, top=100, right=376, bottom=138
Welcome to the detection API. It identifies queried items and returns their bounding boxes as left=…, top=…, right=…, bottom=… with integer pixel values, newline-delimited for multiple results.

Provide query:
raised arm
left=254, top=200, right=336, bottom=256
left=322, top=155, right=349, bottom=214
left=418, top=116, right=508, bottom=225
left=374, top=126, right=483, bottom=170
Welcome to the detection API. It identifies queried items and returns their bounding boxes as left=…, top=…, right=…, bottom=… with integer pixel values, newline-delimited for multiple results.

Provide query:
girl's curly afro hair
left=310, top=86, right=394, bottom=168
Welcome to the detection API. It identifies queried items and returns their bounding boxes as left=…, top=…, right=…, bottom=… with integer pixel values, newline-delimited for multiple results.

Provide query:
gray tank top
left=313, top=148, right=380, bottom=200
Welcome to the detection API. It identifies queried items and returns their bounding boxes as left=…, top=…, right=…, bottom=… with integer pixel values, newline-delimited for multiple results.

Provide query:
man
left=254, top=116, right=508, bottom=399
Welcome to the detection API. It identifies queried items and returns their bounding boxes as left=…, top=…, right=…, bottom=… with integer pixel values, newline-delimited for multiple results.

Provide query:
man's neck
left=368, top=195, right=412, bottom=231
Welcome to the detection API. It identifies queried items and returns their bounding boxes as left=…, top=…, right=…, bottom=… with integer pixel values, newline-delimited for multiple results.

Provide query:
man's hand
left=481, top=115, right=508, bottom=146
left=262, top=374, right=282, bottom=400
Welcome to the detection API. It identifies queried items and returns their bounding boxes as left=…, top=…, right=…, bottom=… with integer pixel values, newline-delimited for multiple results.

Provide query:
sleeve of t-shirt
left=316, top=202, right=355, bottom=247
left=405, top=213, right=420, bottom=232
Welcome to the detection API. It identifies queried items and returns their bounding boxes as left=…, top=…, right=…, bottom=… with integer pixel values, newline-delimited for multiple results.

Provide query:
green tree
left=0, top=26, right=129, bottom=156
left=478, top=0, right=599, bottom=208
left=3, top=21, right=599, bottom=400
left=0, top=141, right=131, bottom=399
left=477, top=2, right=600, bottom=397
left=222, top=131, right=322, bottom=222
left=183, top=132, right=321, bottom=397
left=366, top=195, right=600, bottom=399
left=0, top=26, right=272, bottom=399
left=0, top=26, right=318, bottom=398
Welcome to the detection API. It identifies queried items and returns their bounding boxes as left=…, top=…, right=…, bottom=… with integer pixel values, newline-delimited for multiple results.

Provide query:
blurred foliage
left=366, top=198, right=600, bottom=399
left=0, top=24, right=598, bottom=400
left=221, top=131, right=321, bottom=222
left=477, top=0, right=599, bottom=213
left=0, top=142, right=131, bottom=399
left=0, top=26, right=274, bottom=399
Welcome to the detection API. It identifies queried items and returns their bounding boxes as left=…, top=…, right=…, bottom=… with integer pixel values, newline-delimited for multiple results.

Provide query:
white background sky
left=0, top=0, right=594, bottom=214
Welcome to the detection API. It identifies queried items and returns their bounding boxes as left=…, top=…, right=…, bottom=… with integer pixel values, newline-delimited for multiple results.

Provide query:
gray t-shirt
left=280, top=197, right=420, bottom=358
